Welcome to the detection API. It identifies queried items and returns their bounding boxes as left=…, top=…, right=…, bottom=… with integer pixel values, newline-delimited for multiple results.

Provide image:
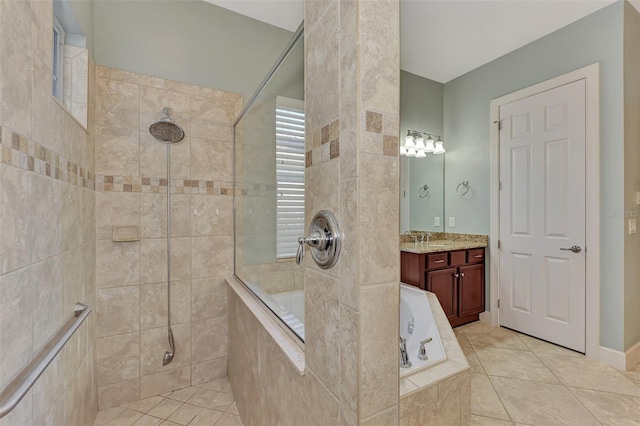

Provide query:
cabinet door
left=458, top=264, right=485, bottom=317
left=427, top=268, right=458, bottom=320
left=401, top=251, right=425, bottom=289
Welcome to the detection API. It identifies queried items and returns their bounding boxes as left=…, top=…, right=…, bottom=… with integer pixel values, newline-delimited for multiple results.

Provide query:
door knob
left=560, top=245, right=582, bottom=253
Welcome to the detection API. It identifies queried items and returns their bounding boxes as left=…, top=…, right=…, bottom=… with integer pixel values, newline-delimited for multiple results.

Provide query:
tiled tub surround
left=400, top=292, right=471, bottom=425
left=94, top=65, right=242, bottom=410
left=400, top=232, right=488, bottom=254
left=0, top=0, right=98, bottom=423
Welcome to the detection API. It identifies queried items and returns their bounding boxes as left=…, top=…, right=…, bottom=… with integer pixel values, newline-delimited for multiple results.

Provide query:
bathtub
left=400, top=284, right=447, bottom=376
left=245, top=282, right=306, bottom=340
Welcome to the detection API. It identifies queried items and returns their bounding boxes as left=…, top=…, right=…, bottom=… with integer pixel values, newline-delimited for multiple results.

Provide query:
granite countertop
left=400, top=232, right=488, bottom=254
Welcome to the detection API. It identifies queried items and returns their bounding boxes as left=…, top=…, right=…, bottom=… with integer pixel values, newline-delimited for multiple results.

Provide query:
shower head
left=150, top=107, right=185, bottom=143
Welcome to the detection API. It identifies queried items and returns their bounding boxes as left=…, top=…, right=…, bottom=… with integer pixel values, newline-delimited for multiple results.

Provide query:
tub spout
left=399, top=336, right=412, bottom=368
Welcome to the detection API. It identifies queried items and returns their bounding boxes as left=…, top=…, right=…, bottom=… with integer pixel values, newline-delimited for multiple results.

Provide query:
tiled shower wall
left=94, top=66, right=242, bottom=409
left=0, top=0, right=97, bottom=424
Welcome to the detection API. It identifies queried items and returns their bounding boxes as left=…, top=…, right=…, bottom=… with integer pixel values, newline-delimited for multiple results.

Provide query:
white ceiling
left=206, top=0, right=639, bottom=83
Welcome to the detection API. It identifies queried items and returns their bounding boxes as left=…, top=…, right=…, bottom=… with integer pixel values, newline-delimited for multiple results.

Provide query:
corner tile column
left=304, top=0, right=400, bottom=424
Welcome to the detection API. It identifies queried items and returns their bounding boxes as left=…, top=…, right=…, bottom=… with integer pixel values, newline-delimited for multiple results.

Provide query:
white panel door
left=499, top=79, right=586, bottom=352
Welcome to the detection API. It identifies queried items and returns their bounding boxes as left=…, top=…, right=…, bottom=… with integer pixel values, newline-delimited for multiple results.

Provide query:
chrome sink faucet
left=421, top=232, right=432, bottom=246
left=399, top=336, right=412, bottom=368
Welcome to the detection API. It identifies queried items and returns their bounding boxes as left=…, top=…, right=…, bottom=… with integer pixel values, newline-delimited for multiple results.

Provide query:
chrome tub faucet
left=399, top=336, right=412, bottom=368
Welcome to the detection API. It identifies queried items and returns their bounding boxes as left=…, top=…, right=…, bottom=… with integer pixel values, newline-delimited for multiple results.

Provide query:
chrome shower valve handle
left=295, top=210, right=342, bottom=269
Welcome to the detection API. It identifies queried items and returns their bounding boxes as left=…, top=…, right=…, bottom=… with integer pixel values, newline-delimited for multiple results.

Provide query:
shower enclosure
left=234, top=25, right=306, bottom=340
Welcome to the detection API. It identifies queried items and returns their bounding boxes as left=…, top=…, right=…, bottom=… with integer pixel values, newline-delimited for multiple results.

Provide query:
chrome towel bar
left=0, top=302, right=91, bottom=418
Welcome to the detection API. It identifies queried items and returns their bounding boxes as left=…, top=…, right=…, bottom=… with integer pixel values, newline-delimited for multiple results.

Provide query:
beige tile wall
left=228, top=0, right=401, bottom=424
left=94, top=65, right=242, bottom=409
left=0, top=0, right=97, bottom=424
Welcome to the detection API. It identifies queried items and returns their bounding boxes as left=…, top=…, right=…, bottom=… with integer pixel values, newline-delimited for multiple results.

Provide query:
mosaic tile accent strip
left=306, top=118, right=340, bottom=168
left=363, top=110, right=399, bottom=157
left=0, top=127, right=95, bottom=189
left=96, top=174, right=234, bottom=195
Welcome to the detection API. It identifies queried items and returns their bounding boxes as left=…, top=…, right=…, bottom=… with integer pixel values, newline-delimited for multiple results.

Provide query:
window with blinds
left=276, top=96, right=306, bottom=259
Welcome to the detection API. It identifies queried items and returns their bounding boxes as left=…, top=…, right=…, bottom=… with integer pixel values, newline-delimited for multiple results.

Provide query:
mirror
left=400, top=71, right=445, bottom=233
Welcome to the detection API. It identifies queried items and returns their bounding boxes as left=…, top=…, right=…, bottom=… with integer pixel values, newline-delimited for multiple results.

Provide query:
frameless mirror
left=400, top=71, right=445, bottom=233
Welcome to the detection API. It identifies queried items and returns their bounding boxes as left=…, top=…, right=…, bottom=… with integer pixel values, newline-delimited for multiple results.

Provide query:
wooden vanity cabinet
left=401, top=248, right=485, bottom=327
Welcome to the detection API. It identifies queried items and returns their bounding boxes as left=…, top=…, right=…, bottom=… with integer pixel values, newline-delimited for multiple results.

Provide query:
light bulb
left=400, top=145, right=407, bottom=155
left=404, top=134, right=415, bottom=150
left=406, top=148, right=417, bottom=157
left=425, top=135, right=435, bottom=153
left=416, top=149, right=426, bottom=158
left=433, top=140, right=446, bottom=154
left=415, top=137, right=426, bottom=152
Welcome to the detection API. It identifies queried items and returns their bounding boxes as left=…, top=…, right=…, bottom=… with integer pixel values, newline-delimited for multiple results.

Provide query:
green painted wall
left=92, top=0, right=295, bottom=100
left=443, top=2, right=625, bottom=350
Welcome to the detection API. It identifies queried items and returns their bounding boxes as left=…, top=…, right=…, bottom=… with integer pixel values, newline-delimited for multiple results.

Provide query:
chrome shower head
left=150, top=107, right=185, bottom=144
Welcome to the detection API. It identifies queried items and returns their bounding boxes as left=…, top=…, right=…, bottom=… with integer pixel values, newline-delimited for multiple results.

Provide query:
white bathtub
left=400, top=284, right=447, bottom=376
left=245, top=283, right=306, bottom=340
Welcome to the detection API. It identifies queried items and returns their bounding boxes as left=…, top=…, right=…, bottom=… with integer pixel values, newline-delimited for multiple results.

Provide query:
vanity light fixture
left=401, top=130, right=444, bottom=158
left=433, top=136, right=446, bottom=154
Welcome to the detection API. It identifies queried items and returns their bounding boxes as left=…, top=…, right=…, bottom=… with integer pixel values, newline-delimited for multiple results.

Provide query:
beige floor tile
left=490, top=376, right=600, bottom=425
left=206, top=392, right=234, bottom=412
left=160, top=422, right=181, bottom=426
left=148, top=399, right=183, bottom=420
left=516, top=334, right=582, bottom=357
left=623, top=365, right=640, bottom=387
left=475, top=346, right=559, bottom=384
left=225, top=402, right=239, bottom=415
left=569, top=387, right=640, bottom=425
left=215, top=413, right=243, bottom=426
left=167, top=403, right=203, bottom=425
left=471, top=373, right=510, bottom=421
left=461, top=341, right=486, bottom=374
left=167, top=387, right=201, bottom=402
left=188, top=408, right=224, bottom=426
left=132, top=415, right=164, bottom=426
left=463, top=324, right=530, bottom=351
left=538, top=353, right=640, bottom=396
left=187, top=389, right=219, bottom=408
left=201, top=377, right=230, bottom=392
left=470, top=415, right=515, bottom=426
left=105, top=408, right=145, bottom=426
left=95, top=406, right=127, bottom=425
left=123, top=396, right=165, bottom=414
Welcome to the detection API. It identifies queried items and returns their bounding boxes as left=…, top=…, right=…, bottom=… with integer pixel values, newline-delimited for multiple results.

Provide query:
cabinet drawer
left=449, top=251, right=466, bottom=267
left=426, top=253, right=448, bottom=269
left=467, top=249, right=484, bottom=264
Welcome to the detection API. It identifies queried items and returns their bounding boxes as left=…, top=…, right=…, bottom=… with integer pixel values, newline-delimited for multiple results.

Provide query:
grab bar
left=0, top=302, right=91, bottom=418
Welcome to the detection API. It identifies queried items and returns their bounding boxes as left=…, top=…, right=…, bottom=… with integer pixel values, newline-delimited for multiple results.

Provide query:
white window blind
left=276, top=96, right=305, bottom=259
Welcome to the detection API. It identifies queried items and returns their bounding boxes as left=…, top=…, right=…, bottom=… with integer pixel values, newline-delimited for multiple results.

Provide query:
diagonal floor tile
left=475, top=346, right=559, bottom=384
left=188, top=408, right=223, bottom=426
left=95, top=406, right=127, bottom=425
left=148, top=399, right=183, bottom=420
left=167, top=403, right=202, bottom=425
left=490, top=376, right=600, bottom=426
left=470, top=415, right=515, bottom=426
left=122, top=396, right=165, bottom=414
left=167, top=387, right=201, bottom=403
left=187, top=389, right=219, bottom=409
left=471, top=373, right=510, bottom=421
left=569, top=387, right=640, bottom=425
left=463, top=324, right=530, bottom=351
left=538, top=353, right=640, bottom=396
left=215, top=413, right=243, bottom=426
left=104, top=408, right=145, bottom=426
left=461, top=341, right=486, bottom=374
left=132, top=415, right=164, bottom=426
left=516, top=334, right=583, bottom=357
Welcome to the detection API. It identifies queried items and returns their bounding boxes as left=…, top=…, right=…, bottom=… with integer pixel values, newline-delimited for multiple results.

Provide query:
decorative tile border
left=0, top=126, right=95, bottom=189
left=364, top=110, right=399, bottom=157
left=306, top=118, right=340, bottom=168
left=96, top=174, right=234, bottom=195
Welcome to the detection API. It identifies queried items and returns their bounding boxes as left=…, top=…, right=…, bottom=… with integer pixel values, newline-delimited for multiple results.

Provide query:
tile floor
left=456, top=321, right=640, bottom=426
left=94, top=377, right=243, bottom=426
left=96, top=323, right=640, bottom=426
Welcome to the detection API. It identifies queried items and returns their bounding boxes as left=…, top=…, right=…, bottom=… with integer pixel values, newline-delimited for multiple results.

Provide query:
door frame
left=489, top=63, right=600, bottom=360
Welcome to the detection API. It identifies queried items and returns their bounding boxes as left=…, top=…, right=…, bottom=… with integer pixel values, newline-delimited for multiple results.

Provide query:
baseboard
left=597, top=345, right=626, bottom=370
left=479, top=311, right=491, bottom=323
left=625, top=339, right=640, bottom=370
